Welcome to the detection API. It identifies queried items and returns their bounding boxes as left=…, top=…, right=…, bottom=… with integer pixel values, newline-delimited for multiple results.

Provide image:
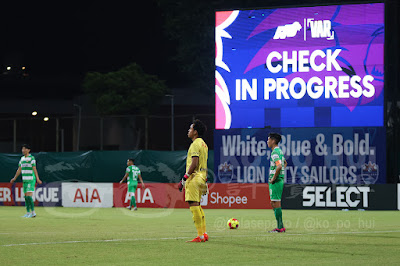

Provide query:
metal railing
left=0, top=114, right=215, bottom=153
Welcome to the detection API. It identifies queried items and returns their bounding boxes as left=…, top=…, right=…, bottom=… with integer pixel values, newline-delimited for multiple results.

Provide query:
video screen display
left=215, top=3, right=384, bottom=129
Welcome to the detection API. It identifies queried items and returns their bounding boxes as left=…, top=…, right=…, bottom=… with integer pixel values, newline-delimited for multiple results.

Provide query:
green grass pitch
left=1, top=207, right=399, bottom=265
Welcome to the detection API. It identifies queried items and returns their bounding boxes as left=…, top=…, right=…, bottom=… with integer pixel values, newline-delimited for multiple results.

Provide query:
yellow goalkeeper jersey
left=186, top=137, right=208, bottom=177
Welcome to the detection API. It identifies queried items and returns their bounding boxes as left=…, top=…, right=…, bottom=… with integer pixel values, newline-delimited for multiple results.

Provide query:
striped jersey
left=19, top=155, right=36, bottom=181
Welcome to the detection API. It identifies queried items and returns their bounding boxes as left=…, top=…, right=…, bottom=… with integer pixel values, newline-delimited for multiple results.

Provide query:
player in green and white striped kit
left=10, top=144, right=42, bottom=218
left=119, top=158, right=145, bottom=211
left=267, top=133, right=287, bottom=233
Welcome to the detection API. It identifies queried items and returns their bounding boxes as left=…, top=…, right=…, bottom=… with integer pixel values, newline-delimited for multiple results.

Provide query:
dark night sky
left=0, top=1, right=177, bottom=98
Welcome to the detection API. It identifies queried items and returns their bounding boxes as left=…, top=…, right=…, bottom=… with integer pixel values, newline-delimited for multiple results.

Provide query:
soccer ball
left=227, top=218, right=239, bottom=229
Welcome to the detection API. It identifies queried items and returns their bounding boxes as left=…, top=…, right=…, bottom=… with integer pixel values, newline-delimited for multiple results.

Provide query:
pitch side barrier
left=282, top=184, right=399, bottom=210
left=0, top=183, right=398, bottom=210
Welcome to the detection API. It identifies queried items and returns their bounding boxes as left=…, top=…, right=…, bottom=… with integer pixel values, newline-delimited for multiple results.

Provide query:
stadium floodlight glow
left=43, top=117, right=49, bottom=122
left=6, top=66, right=11, bottom=71
left=32, top=111, right=38, bottom=116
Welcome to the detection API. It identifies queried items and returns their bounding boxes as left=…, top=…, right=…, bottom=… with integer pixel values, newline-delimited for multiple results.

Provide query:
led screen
left=215, top=3, right=384, bottom=129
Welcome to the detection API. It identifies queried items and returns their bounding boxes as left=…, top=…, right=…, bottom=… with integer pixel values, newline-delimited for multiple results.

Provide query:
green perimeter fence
left=0, top=150, right=215, bottom=183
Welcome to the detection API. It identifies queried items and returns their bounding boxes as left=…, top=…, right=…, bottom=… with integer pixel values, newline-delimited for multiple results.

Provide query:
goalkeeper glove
left=178, top=173, right=190, bottom=192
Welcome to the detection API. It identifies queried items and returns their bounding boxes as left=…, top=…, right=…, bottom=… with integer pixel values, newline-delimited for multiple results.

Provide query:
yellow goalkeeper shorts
left=185, top=173, right=207, bottom=202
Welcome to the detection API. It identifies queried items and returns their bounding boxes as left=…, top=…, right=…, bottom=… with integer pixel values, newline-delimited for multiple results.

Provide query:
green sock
left=275, top=207, right=283, bottom=229
left=29, top=196, right=35, bottom=212
left=25, top=196, right=31, bottom=213
left=131, top=196, right=137, bottom=208
left=27, top=196, right=34, bottom=212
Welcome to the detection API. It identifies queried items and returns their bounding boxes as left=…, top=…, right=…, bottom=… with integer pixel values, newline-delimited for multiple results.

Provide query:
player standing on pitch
left=10, top=144, right=42, bottom=218
left=119, top=159, right=145, bottom=211
left=178, top=119, right=209, bottom=242
left=267, top=133, right=287, bottom=233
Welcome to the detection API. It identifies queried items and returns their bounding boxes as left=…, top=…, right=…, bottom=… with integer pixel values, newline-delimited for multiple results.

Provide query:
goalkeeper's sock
left=28, top=196, right=35, bottom=212
left=190, top=206, right=203, bottom=237
left=25, top=196, right=31, bottom=213
left=275, top=207, right=283, bottom=229
left=199, top=206, right=206, bottom=235
left=130, top=196, right=136, bottom=208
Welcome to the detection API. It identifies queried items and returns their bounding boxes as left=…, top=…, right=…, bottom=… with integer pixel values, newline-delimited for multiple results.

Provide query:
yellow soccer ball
left=227, top=218, right=239, bottom=229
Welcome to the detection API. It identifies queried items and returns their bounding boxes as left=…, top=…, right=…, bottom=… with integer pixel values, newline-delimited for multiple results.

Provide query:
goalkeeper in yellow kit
left=178, top=119, right=209, bottom=243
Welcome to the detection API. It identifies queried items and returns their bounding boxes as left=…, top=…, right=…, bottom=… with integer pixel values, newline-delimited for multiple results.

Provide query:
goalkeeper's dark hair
left=22, top=144, right=31, bottom=150
left=193, top=119, right=207, bottom=137
left=268, top=132, right=282, bottom=144
left=128, top=158, right=135, bottom=163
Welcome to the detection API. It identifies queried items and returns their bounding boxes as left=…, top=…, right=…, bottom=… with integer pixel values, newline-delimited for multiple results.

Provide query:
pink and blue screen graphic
left=215, top=3, right=384, bottom=129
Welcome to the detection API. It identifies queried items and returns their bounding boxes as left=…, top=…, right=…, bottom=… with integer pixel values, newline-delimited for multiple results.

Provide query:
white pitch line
left=0, top=232, right=52, bottom=235
left=1, top=237, right=189, bottom=247
left=1, top=230, right=400, bottom=247
left=0, top=231, right=100, bottom=235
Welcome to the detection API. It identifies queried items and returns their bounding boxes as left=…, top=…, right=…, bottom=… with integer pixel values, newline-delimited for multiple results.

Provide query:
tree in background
left=82, top=63, right=168, bottom=149
left=157, top=0, right=214, bottom=92
left=82, top=63, right=168, bottom=115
